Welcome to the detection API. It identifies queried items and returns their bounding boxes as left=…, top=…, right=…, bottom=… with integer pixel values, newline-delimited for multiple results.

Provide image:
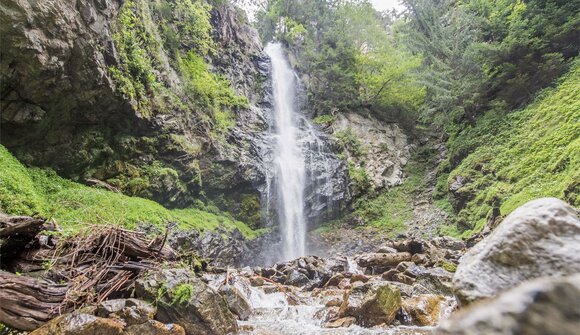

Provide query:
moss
left=350, top=159, right=427, bottom=235
left=170, top=283, right=194, bottom=305
left=312, top=114, right=336, bottom=125
left=441, top=61, right=580, bottom=236
left=440, top=261, right=457, bottom=273
left=0, top=145, right=261, bottom=239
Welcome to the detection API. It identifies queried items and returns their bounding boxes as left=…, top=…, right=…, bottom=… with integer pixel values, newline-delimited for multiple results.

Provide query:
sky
left=370, top=0, right=406, bottom=13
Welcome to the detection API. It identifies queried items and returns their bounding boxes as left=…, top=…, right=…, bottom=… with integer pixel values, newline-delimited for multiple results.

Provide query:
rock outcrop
left=437, top=274, right=580, bottom=335
left=453, top=198, right=580, bottom=304
left=329, top=112, right=414, bottom=193
left=135, top=269, right=238, bottom=335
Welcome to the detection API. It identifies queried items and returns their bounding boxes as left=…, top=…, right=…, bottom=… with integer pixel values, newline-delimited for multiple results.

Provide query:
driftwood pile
left=0, top=213, right=177, bottom=331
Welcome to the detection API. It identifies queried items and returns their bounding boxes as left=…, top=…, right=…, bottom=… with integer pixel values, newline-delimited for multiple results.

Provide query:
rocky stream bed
left=1, top=198, right=579, bottom=335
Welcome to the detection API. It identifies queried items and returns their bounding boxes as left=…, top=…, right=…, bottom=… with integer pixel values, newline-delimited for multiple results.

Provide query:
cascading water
left=265, top=42, right=307, bottom=260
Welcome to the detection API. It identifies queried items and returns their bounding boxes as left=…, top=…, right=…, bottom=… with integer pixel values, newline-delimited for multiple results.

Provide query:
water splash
left=265, top=42, right=307, bottom=260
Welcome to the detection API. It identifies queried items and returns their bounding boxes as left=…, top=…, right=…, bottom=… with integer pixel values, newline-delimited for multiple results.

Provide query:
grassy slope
left=438, top=61, right=580, bottom=237
left=0, top=145, right=260, bottom=238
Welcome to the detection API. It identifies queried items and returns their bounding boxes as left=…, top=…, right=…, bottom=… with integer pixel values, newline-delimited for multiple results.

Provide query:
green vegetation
left=110, top=0, right=246, bottom=135
left=256, top=0, right=425, bottom=123
left=171, top=283, right=194, bottom=305
left=0, top=145, right=260, bottom=239
left=437, top=63, right=580, bottom=237
left=312, top=114, right=336, bottom=125
left=351, top=159, right=427, bottom=235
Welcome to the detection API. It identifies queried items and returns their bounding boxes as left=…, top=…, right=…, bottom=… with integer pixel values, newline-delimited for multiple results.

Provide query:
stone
left=436, top=274, right=580, bottom=335
left=135, top=269, right=238, bottom=335
left=30, top=313, right=124, bottom=335
left=248, top=276, right=265, bottom=286
left=339, top=283, right=402, bottom=327
left=350, top=273, right=370, bottom=283
left=377, top=246, right=398, bottom=254
left=453, top=198, right=580, bottom=304
left=431, top=236, right=465, bottom=251
left=325, top=273, right=345, bottom=287
left=97, top=299, right=156, bottom=326
left=125, top=320, right=186, bottom=335
left=219, top=284, right=252, bottom=320
left=285, top=269, right=311, bottom=286
left=325, top=317, right=357, bottom=328
left=402, top=294, right=445, bottom=326
left=356, top=252, right=412, bottom=268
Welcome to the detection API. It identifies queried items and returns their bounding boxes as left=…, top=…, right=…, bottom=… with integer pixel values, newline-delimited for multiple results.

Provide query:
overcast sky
left=371, top=0, right=406, bottom=12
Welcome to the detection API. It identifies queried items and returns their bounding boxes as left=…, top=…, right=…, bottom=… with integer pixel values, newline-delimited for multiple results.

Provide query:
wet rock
left=339, top=283, right=402, bottom=327
left=325, top=273, right=345, bottom=287
left=97, top=299, right=155, bottom=326
left=402, top=294, right=445, bottom=326
left=356, top=252, right=412, bottom=268
left=437, top=274, right=580, bottom=335
left=453, top=198, right=580, bottom=304
left=285, top=269, right=311, bottom=286
left=325, top=316, right=357, bottom=328
left=351, top=273, right=370, bottom=283
left=30, top=313, right=124, bottom=335
left=219, top=284, right=252, bottom=320
left=338, top=278, right=352, bottom=290
left=135, top=269, right=238, bottom=335
left=125, top=320, right=185, bottom=335
left=248, top=276, right=265, bottom=286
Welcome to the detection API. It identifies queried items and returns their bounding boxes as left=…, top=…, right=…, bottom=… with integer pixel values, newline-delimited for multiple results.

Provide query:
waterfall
left=265, top=42, right=307, bottom=260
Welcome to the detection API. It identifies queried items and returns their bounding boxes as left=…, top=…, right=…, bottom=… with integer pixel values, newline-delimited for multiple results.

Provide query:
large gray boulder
left=135, top=269, right=238, bottom=335
left=453, top=198, right=580, bottom=304
left=437, top=274, right=580, bottom=335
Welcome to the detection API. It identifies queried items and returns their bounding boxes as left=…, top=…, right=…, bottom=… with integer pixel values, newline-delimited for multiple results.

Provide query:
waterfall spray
left=265, top=42, right=307, bottom=260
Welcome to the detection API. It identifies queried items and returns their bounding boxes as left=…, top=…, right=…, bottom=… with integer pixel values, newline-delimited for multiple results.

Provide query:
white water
left=265, top=42, right=307, bottom=260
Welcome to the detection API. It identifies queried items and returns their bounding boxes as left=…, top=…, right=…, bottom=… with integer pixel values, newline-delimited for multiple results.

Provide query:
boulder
left=325, top=316, right=357, bottom=328
left=125, top=320, right=185, bottom=335
left=339, top=283, right=402, bottom=326
left=135, top=269, right=238, bottom=335
left=436, top=274, right=580, bottom=335
left=453, top=198, right=580, bottom=304
left=402, top=294, right=445, bottom=326
left=219, top=284, right=252, bottom=320
left=97, top=299, right=156, bottom=326
left=30, top=313, right=124, bottom=335
left=355, top=252, right=412, bottom=268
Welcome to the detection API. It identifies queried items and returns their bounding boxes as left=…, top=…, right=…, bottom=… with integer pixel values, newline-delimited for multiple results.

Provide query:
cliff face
left=0, top=0, right=272, bottom=227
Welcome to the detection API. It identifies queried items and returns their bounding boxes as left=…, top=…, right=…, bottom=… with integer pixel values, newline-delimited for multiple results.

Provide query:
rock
left=431, top=236, right=465, bottom=251
left=392, top=273, right=415, bottom=285
left=350, top=273, right=370, bottom=283
left=330, top=113, right=413, bottom=192
left=285, top=269, right=311, bottom=286
left=382, top=269, right=399, bottom=281
left=396, top=261, right=415, bottom=272
left=248, top=276, right=265, bottom=286
left=97, top=299, right=155, bottom=326
left=219, top=284, right=252, bottom=320
left=125, top=320, right=185, bottom=335
left=325, top=297, right=343, bottom=307
left=339, top=283, right=402, bottom=327
left=411, top=253, right=429, bottom=265
left=325, top=273, right=345, bottom=287
left=338, top=278, right=352, bottom=290
left=436, top=274, right=580, bottom=335
left=325, top=317, right=357, bottom=328
left=453, top=198, right=580, bottom=304
left=402, top=294, right=445, bottom=326
left=30, top=313, right=124, bottom=335
left=356, top=252, right=412, bottom=268
left=135, top=269, right=238, bottom=335
left=377, top=246, right=398, bottom=254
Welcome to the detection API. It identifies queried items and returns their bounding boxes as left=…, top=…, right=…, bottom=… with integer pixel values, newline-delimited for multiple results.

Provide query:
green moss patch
left=0, top=145, right=260, bottom=239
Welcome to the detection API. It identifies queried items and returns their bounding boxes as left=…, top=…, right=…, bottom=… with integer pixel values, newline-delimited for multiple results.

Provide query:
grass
left=438, top=60, right=580, bottom=238
left=0, top=145, right=261, bottom=239
left=351, top=160, right=426, bottom=235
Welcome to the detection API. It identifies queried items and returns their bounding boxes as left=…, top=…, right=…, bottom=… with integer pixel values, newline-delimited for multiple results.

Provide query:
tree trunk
left=0, top=271, right=68, bottom=331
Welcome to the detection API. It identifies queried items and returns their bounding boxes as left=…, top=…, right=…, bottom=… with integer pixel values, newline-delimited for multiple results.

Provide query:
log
left=355, top=252, right=412, bottom=268
left=0, top=214, right=47, bottom=238
left=0, top=270, right=69, bottom=331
